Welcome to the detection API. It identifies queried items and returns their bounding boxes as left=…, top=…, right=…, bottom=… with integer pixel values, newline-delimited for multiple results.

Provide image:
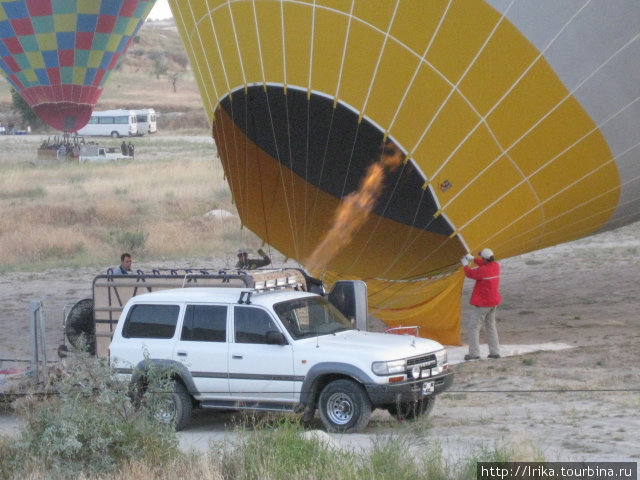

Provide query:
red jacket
left=463, top=257, right=501, bottom=307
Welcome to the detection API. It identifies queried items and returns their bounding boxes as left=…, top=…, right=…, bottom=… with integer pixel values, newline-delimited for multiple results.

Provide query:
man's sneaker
left=488, top=354, right=501, bottom=359
left=464, top=354, right=480, bottom=361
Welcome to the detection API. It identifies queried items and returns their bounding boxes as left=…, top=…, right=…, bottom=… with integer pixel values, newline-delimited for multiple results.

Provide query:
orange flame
left=305, top=141, right=405, bottom=275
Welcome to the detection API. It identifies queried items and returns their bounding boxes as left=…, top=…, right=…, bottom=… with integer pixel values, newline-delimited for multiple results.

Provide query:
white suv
left=109, top=286, right=453, bottom=432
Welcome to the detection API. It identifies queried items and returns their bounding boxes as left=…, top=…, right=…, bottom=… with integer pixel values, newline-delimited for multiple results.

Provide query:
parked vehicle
left=75, top=110, right=138, bottom=138
left=104, top=269, right=453, bottom=433
left=78, top=144, right=130, bottom=163
left=134, top=108, right=157, bottom=135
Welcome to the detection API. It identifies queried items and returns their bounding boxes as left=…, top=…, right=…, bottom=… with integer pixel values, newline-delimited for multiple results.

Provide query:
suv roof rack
left=90, top=267, right=319, bottom=358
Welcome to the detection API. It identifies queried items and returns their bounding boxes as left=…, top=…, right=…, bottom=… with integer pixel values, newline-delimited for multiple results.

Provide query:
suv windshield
left=274, top=296, right=353, bottom=340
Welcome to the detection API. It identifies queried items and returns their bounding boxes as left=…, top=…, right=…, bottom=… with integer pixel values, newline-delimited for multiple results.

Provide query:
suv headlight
left=436, top=349, right=448, bottom=366
left=372, top=359, right=406, bottom=376
left=432, top=348, right=448, bottom=375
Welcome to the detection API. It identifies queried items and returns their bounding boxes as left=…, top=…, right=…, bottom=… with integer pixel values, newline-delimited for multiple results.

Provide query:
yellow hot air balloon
left=169, top=0, right=640, bottom=344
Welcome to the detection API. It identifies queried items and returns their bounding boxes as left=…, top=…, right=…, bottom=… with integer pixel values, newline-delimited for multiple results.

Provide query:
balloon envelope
left=0, top=0, right=156, bottom=131
left=170, top=0, right=640, bottom=343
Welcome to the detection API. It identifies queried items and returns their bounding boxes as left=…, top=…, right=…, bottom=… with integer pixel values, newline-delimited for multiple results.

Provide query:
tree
left=168, top=72, right=180, bottom=93
left=149, top=51, right=168, bottom=79
left=10, top=88, right=44, bottom=129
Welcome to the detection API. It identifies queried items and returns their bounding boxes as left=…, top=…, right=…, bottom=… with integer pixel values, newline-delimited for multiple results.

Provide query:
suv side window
left=181, top=305, right=227, bottom=342
left=234, top=306, right=279, bottom=344
left=123, top=304, right=180, bottom=339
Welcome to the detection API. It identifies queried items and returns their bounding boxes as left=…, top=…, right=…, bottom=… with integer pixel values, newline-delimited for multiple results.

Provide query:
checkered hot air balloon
left=0, top=0, right=155, bottom=131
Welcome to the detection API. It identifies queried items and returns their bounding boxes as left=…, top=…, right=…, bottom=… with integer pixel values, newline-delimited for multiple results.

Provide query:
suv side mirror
left=266, top=330, right=287, bottom=346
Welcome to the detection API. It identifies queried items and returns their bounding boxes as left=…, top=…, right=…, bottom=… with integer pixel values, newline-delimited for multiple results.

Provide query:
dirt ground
left=1, top=223, right=639, bottom=463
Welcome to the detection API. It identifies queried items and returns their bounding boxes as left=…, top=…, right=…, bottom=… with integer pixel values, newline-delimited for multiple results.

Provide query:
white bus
left=134, top=108, right=157, bottom=135
left=76, top=110, right=138, bottom=138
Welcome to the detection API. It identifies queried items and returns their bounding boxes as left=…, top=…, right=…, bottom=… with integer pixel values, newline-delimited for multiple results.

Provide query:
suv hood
left=308, top=330, right=445, bottom=359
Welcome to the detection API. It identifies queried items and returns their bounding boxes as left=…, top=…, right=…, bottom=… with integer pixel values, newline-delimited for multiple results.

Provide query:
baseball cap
left=480, top=248, right=494, bottom=259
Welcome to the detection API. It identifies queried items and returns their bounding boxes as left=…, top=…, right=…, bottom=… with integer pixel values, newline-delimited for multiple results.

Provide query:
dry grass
left=0, top=20, right=215, bottom=271
left=0, top=134, right=258, bottom=271
left=103, top=458, right=225, bottom=480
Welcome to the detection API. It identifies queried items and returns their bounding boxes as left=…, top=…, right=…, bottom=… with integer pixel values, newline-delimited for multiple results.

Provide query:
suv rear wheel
left=318, top=379, right=371, bottom=433
left=152, top=380, right=192, bottom=431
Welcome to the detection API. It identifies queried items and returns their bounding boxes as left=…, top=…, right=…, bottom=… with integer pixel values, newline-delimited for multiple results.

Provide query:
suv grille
left=407, top=354, right=437, bottom=368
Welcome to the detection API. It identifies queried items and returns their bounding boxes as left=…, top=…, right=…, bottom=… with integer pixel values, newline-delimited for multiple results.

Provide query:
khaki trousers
left=466, top=306, right=500, bottom=357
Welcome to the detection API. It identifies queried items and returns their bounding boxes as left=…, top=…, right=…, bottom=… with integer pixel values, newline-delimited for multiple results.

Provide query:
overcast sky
left=148, top=0, right=173, bottom=20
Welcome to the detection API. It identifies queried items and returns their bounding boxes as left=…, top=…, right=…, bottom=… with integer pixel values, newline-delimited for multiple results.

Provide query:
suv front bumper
left=364, top=371, right=453, bottom=406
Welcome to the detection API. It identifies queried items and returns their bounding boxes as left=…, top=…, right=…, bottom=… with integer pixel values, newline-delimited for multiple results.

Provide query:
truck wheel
left=388, top=397, right=436, bottom=421
left=152, top=380, right=192, bottom=431
left=318, top=379, right=371, bottom=433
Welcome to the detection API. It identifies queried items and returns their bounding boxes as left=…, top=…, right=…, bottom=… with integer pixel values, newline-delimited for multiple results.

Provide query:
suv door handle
left=177, top=351, right=188, bottom=357
left=232, top=353, right=243, bottom=359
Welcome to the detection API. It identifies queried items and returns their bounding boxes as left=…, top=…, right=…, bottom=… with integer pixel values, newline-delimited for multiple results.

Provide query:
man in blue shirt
left=115, top=253, right=133, bottom=275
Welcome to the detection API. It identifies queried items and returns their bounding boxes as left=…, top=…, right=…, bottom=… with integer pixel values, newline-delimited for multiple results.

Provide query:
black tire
left=387, top=396, right=436, bottom=421
left=64, top=298, right=96, bottom=355
left=318, top=379, right=372, bottom=433
left=152, top=380, right=192, bottom=431
left=111, top=131, right=119, bottom=138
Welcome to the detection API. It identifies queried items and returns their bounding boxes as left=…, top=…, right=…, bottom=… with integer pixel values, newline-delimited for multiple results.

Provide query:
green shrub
left=214, top=421, right=536, bottom=480
left=217, top=419, right=355, bottom=480
left=110, top=229, right=148, bottom=254
left=367, top=435, right=426, bottom=478
left=5, top=351, right=179, bottom=478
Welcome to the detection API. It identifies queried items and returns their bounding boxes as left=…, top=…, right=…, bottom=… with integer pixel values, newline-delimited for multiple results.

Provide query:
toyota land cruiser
left=108, top=281, right=453, bottom=433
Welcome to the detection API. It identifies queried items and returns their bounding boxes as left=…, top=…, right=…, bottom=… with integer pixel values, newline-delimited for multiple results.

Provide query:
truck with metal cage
left=63, top=267, right=452, bottom=432
left=63, top=268, right=367, bottom=360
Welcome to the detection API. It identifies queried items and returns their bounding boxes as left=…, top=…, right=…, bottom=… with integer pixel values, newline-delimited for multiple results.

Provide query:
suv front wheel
left=318, top=379, right=372, bottom=433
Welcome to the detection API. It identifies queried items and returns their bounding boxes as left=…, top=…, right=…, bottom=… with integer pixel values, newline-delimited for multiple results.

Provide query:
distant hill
left=0, top=19, right=208, bottom=133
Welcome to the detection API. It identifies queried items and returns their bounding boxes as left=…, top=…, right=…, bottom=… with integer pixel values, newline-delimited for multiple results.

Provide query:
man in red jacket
left=461, top=248, right=501, bottom=360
